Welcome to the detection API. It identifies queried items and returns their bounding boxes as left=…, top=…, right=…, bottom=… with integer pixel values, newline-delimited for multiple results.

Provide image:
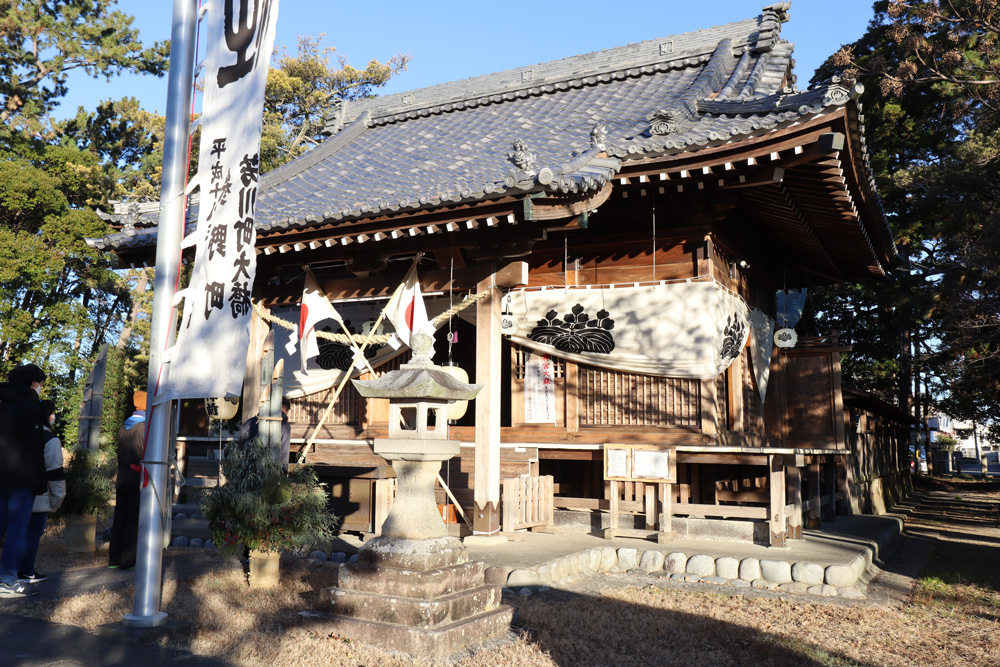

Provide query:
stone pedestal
left=312, top=332, right=510, bottom=656
left=306, top=537, right=512, bottom=657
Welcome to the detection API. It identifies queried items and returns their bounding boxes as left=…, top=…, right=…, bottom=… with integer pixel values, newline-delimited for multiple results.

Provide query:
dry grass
left=2, top=489, right=999, bottom=667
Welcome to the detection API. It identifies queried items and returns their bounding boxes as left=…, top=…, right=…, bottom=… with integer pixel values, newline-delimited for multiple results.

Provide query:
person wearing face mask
left=17, top=400, right=66, bottom=584
left=0, top=363, right=47, bottom=598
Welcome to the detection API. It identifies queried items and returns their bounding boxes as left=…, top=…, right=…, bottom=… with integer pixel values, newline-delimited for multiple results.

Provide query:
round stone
left=739, top=558, right=761, bottom=582
left=791, top=561, right=824, bottom=586
left=308, top=550, right=327, bottom=561
left=686, top=554, right=715, bottom=577
left=617, top=548, right=639, bottom=571
left=825, top=564, right=855, bottom=587
left=329, top=552, right=347, bottom=563
left=665, top=552, right=688, bottom=574
left=507, top=568, right=542, bottom=588
left=599, top=547, right=618, bottom=571
left=639, top=550, right=665, bottom=573
left=715, top=556, right=739, bottom=580
left=171, top=536, right=189, bottom=548
left=760, top=559, right=792, bottom=584
left=189, top=537, right=204, bottom=549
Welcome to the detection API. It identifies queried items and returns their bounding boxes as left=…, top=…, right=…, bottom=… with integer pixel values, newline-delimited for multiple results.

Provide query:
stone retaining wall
left=489, top=517, right=901, bottom=600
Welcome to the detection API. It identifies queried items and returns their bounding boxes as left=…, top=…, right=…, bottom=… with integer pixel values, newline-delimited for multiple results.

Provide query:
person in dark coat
left=238, top=396, right=291, bottom=472
left=108, top=390, right=146, bottom=570
left=0, top=363, right=47, bottom=598
left=17, top=399, right=66, bottom=583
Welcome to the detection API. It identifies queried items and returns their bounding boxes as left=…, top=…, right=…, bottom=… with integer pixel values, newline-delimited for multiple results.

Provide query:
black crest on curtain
left=529, top=304, right=616, bottom=354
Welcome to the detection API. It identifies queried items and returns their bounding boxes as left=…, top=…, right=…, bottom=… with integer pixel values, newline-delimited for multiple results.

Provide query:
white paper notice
left=524, top=352, right=556, bottom=424
left=607, top=449, right=628, bottom=478
left=633, top=450, right=673, bottom=480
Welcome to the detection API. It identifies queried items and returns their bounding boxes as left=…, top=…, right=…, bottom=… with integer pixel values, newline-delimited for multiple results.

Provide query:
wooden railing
left=502, top=475, right=554, bottom=532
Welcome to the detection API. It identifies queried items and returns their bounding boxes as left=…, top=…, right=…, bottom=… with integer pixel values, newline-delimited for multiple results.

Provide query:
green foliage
left=53, top=448, right=115, bottom=520
left=261, top=34, right=410, bottom=171
left=934, top=433, right=958, bottom=452
left=199, top=439, right=338, bottom=558
left=0, top=0, right=168, bottom=137
left=812, top=1, right=1000, bottom=424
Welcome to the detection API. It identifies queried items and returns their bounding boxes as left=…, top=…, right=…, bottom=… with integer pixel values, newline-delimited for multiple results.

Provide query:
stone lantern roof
left=352, top=333, right=482, bottom=401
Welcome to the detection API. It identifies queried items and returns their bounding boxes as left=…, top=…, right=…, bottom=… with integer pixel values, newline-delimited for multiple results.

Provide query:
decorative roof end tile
left=648, top=108, right=682, bottom=136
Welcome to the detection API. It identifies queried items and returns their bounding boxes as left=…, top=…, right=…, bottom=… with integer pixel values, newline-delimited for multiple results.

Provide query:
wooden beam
left=672, top=503, right=767, bottom=520
left=676, top=453, right=767, bottom=466
left=474, top=274, right=502, bottom=535
left=494, top=261, right=529, bottom=288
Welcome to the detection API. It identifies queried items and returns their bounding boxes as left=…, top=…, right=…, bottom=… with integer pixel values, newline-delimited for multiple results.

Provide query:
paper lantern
left=438, top=364, right=471, bottom=421
left=205, top=396, right=240, bottom=421
left=773, top=328, right=798, bottom=349
left=500, top=313, right=519, bottom=335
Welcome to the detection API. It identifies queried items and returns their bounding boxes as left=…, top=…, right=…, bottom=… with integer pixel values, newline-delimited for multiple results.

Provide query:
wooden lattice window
left=579, top=365, right=701, bottom=428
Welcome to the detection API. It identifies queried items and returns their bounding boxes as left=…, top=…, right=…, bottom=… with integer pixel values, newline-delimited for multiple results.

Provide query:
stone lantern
left=353, top=331, right=479, bottom=543
left=310, top=332, right=513, bottom=657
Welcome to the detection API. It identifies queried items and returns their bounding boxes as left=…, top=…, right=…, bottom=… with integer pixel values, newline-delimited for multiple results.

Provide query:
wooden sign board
left=604, top=444, right=676, bottom=483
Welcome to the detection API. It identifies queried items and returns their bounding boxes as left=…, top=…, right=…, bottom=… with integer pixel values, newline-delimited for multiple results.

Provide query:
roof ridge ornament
left=320, top=97, right=346, bottom=136
left=753, top=2, right=791, bottom=54
left=507, top=138, right=536, bottom=173
left=96, top=199, right=153, bottom=235
left=504, top=138, right=537, bottom=188
left=590, top=123, right=607, bottom=151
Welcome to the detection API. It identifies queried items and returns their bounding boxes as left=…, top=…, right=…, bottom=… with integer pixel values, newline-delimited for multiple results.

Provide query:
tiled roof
left=88, top=3, right=881, bottom=255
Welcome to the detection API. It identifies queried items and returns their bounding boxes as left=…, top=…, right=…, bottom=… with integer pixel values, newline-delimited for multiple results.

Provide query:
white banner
left=507, top=279, right=751, bottom=381
left=748, top=308, right=775, bottom=405
left=169, top=0, right=280, bottom=400
left=524, top=352, right=556, bottom=424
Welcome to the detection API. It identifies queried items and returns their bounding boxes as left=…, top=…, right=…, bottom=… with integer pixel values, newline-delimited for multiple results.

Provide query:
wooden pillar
left=824, top=455, right=837, bottom=521
left=768, top=454, right=786, bottom=547
left=661, top=482, right=673, bottom=534
left=837, top=454, right=854, bottom=515
left=565, top=361, right=580, bottom=433
left=787, top=464, right=802, bottom=540
left=241, top=303, right=269, bottom=423
left=644, top=484, right=657, bottom=530
left=807, top=458, right=821, bottom=528
left=701, top=377, right=718, bottom=439
left=605, top=479, right=619, bottom=539
left=474, top=275, right=502, bottom=535
left=727, top=352, right=744, bottom=435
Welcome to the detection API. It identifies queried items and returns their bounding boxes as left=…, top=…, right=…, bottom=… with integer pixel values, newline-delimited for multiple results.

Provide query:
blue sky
left=58, top=1, right=878, bottom=119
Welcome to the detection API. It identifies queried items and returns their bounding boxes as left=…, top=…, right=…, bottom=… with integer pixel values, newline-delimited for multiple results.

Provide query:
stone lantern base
left=306, top=537, right=513, bottom=657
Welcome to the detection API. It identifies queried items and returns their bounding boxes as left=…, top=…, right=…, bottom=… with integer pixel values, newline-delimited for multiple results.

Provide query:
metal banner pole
left=124, top=0, right=198, bottom=627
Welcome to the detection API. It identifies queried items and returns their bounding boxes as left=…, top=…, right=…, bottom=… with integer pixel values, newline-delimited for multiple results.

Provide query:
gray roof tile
left=88, top=3, right=871, bottom=253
